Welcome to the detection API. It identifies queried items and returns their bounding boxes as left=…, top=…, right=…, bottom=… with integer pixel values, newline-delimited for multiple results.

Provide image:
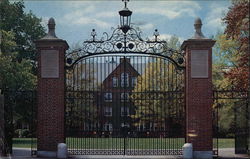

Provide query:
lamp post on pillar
left=35, top=18, right=69, bottom=158
left=181, top=18, right=215, bottom=159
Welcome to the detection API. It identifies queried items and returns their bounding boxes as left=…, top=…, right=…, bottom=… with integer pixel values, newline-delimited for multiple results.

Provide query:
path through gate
left=65, top=26, right=185, bottom=155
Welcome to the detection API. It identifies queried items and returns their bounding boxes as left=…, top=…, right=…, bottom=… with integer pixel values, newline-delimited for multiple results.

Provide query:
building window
left=104, top=93, right=112, bottom=102
left=121, top=122, right=130, bottom=128
left=121, top=93, right=129, bottom=102
left=132, top=77, right=137, bottom=87
left=121, top=73, right=129, bottom=87
left=137, top=123, right=145, bottom=131
left=104, top=122, right=113, bottom=131
left=104, top=107, right=112, bottom=116
left=84, top=122, right=92, bottom=131
left=121, top=106, right=129, bottom=116
left=112, top=77, right=118, bottom=87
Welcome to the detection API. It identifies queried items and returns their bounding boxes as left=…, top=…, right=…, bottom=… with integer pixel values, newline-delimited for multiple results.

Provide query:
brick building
left=100, top=58, right=140, bottom=132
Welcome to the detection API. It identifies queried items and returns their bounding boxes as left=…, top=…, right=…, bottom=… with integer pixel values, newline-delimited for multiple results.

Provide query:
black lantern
left=119, top=0, right=132, bottom=34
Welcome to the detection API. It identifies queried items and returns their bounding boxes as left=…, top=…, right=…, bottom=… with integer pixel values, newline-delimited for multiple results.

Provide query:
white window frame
left=121, top=122, right=130, bottom=128
left=104, top=122, right=113, bottom=131
left=132, top=77, right=137, bottom=87
left=137, top=123, right=145, bottom=131
left=104, top=93, right=112, bottom=102
left=121, top=73, right=129, bottom=87
left=112, top=77, right=118, bottom=87
left=121, top=106, right=129, bottom=116
left=121, top=93, right=129, bottom=102
left=104, top=106, right=112, bottom=116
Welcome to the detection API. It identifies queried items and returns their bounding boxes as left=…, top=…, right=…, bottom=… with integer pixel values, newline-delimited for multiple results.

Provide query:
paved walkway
left=217, top=148, right=249, bottom=159
left=0, top=148, right=249, bottom=159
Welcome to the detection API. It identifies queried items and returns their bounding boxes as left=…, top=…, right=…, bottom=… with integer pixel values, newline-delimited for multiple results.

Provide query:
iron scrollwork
left=66, top=26, right=185, bottom=69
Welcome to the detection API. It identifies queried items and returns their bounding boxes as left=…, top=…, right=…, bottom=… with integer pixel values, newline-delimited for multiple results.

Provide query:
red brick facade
left=35, top=40, right=68, bottom=152
left=101, top=58, right=140, bottom=130
left=181, top=39, right=215, bottom=151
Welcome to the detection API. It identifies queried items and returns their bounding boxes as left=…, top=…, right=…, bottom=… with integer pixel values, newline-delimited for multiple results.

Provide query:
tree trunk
left=0, top=92, right=5, bottom=156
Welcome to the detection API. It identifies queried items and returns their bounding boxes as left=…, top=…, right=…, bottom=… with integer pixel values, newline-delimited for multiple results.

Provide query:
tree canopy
left=0, top=0, right=46, bottom=143
left=0, top=0, right=46, bottom=90
left=222, top=0, right=249, bottom=90
left=130, top=36, right=184, bottom=132
left=212, top=0, right=249, bottom=136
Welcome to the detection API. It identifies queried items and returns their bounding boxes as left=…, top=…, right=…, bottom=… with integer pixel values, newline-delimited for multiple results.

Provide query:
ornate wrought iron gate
left=65, top=0, right=185, bottom=155
left=65, top=26, right=185, bottom=155
left=65, top=56, right=185, bottom=155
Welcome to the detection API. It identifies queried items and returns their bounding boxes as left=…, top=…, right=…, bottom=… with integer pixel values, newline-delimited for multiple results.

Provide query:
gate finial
left=122, top=0, right=129, bottom=8
left=42, top=17, right=58, bottom=39
left=192, top=17, right=205, bottom=39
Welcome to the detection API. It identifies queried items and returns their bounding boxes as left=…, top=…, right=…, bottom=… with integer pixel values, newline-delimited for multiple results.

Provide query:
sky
left=23, top=0, right=231, bottom=48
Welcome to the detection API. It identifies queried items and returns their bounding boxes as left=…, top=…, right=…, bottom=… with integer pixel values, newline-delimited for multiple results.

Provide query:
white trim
left=121, top=73, right=129, bottom=87
left=104, top=106, right=112, bottom=116
left=121, top=106, right=129, bottom=116
left=112, top=77, right=118, bottom=87
left=104, top=93, right=112, bottom=102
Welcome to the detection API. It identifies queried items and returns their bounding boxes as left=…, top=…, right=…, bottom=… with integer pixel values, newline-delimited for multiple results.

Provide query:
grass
left=13, top=138, right=235, bottom=149
left=13, top=138, right=37, bottom=148
left=214, top=138, right=235, bottom=148
left=66, top=138, right=185, bottom=149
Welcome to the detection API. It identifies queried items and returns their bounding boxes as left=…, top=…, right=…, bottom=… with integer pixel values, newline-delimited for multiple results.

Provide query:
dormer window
left=121, top=73, right=129, bottom=87
left=112, top=77, right=118, bottom=87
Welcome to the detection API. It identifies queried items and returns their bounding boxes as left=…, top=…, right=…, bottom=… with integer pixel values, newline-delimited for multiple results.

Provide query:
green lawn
left=13, top=138, right=37, bottom=148
left=66, top=138, right=185, bottom=149
left=214, top=138, right=235, bottom=148
left=13, top=138, right=234, bottom=149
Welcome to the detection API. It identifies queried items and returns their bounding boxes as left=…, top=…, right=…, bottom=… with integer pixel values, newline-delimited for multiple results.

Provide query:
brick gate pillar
left=35, top=18, right=69, bottom=157
left=181, top=18, right=215, bottom=159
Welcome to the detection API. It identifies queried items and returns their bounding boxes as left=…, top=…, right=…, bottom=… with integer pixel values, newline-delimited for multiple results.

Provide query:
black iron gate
left=65, top=20, right=185, bottom=156
left=235, top=99, right=249, bottom=154
left=1, top=90, right=37, bottom=156
left=65, top=54, right=185, bottom=155
left=213, top=90, right=249, bottom=156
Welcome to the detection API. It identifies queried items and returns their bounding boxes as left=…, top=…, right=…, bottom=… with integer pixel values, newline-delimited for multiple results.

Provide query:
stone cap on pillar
left=192, top=17, right=206, bottom=39
left=34, top=17, right=69, bottom=49
left=181, top=17, right=215, bottom=50
left=42, top=18, right=58, bottom=39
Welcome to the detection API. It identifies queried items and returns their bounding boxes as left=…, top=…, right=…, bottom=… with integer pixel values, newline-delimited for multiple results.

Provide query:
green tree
left=65, top=59, right=99, bottom=131
left=0, top=0, right=46, bottom=62
left=166, top=35, right=181, bottom=51
left=212, top=33, right=240, bottom=89
left=130, top=36, right=184, bottom=133
left=212, top=33, right=238, bottom=135
left=212, top=0, right=249, bottom=136
left=0, top=1, right=45, bottom=149
left=0, top=30, right=37, bottom=90
left=0, top=0, right=46, bottom=90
